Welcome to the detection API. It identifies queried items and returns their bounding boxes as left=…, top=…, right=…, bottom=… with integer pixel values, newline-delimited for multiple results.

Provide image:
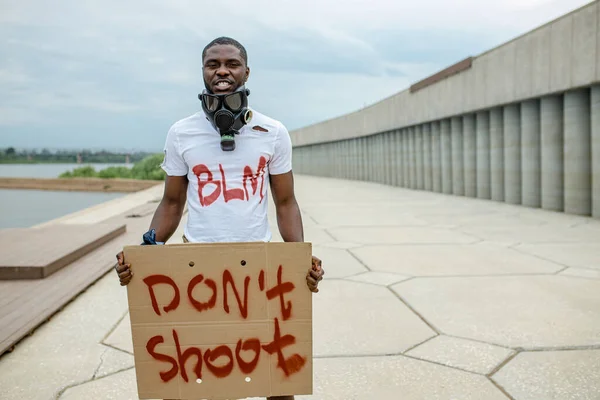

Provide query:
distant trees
left=0, top=147, right=152, bottom=164
left=59, top=153, right=166, bottom=181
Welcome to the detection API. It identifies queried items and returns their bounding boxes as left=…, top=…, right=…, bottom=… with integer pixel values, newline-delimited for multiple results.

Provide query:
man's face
left=202, top=44, right=249, bottom=94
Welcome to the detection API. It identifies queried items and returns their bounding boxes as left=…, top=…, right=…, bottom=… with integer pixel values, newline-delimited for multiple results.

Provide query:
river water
left=0, top=163, right=132, bottom=228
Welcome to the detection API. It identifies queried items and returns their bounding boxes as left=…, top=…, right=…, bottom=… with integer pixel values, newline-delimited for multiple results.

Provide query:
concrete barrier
left=290, top=1, right=600, bottom=218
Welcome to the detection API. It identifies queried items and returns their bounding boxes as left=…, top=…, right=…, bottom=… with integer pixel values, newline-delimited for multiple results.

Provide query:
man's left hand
left=306, top=255, right=324, bottom=293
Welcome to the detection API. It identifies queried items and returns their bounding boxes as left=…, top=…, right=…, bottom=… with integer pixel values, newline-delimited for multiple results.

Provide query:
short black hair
left=202, top=36, right=248, bottom=65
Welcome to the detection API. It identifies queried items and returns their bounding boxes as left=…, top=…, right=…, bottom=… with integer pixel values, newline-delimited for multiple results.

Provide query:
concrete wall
left=290, top=1, right=600, bottom=218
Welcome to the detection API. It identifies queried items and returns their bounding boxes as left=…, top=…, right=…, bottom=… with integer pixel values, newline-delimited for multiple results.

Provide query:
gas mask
left=198, top=85, right=253, bottom=151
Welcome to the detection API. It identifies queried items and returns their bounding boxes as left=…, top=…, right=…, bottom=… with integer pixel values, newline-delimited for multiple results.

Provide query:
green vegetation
left=59, top=153, right=166, bottom=181
left=0, top=147, right=151, bottom=164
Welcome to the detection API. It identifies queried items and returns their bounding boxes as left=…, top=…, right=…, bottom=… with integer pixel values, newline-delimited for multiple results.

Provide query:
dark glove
left=141, top=229, right=163, bottom=245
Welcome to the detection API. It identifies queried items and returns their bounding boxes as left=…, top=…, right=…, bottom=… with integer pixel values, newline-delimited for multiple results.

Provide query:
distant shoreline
left=0, top=177, right=162, bottom=193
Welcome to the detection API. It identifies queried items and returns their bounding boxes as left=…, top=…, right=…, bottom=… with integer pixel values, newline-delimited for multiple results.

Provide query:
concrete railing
left=290, top=1, right=600, bottom=218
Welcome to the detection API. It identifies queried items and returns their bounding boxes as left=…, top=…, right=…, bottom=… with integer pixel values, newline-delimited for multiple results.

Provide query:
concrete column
left=323, top=144, right=327, bottom=177
left=346, top=140, right=352, bottom=180
left=403, top=129, right=410, bottom=187
left=381, top=133, right=388, bottom=185
left=463, top=114, right=477, bottom=198
left=490, top=107, right=504, bottom=201
left=309, top=146, right=314, bottom=175
left=326, top=144, right=331, bottom=177
left=387, top=132, right=395, bottom=186
left=475, top=111, right=491, bottom=199
left=314, top=146, right=319, bottom=176
left=331, top=143, right=337, bottom=178
left=541, top=95, right=563, bottom=211
left=355, top=138, right=361, bottom=181
left=344, top=140, right=350, bottom=180
left=338, top=141, right=344, bottom=179
left=564, top=88, right=592, bottom=216
left=591, top=86, right=600, bottom=218
left=476, top=111, right=491, bottom=199
left=415, top=125, right=424, bottom=189
left=352, top=138, right=359, bottom=181
left=384, top=133, right=392, bottom=185
left=504, top=104, right=521, bottom=204
left=440, top=119, right=453, bottom=194
left=383, top=133, right=390, bottom=185
left=361, top=136, right=371, bottom=181
left=355, top=139, right=361, bottom=181
left=333, top=142, right=338, bottom=178
left=303, top=147, right=308, bottom=175
left=338, top=140, right=350, bottom=179
left=407, top=127, right=414, bottom=188
left=373, top=135, right=381, bottom=183
left=321, top=144, right=326, bottom=177
left=521, top=99, right=541, bottom=208
left=431, top=121, right=442, bottom=192
left=390, top=131, right=398, bottom=186
left=379, top=134, right=386, bottom=183
left=325, top=144, right=330, bottom=177
left=451, top=116, right=464, bottom=196
left=360, top=136, right=371, bottom=181
left=336, top=141, right=342, bottom=178
left=423, top=123, right=432, bottom=191
left=369, top=135, right=377, bottom=182
left=330, top=142, right=337, bottom=178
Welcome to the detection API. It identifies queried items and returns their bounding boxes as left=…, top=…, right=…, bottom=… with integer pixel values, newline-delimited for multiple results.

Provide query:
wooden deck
left=0, top=177, right=162, bottom=193
left=0, top=223, right=126, bottom=279
left=0, top=202, right=159, bottom=356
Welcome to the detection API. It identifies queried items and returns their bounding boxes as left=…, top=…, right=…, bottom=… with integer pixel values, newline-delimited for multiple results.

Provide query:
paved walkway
left=1, top=175, right=599, bottom=400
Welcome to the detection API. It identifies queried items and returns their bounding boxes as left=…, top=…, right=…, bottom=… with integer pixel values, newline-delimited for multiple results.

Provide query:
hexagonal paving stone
left=559, top=267, right=600, bottom=279
left=60, top=368, right=138, bottom=400
left=95, top=347, right=135, bottom=379
left=392, top=276, right=600, bottom=348
left=304, top=225, right=336, bottom=244
left=406, top=335, right=515, bottom=375
left=327, top=226, right=479, bottom=245
left=313, top=280, right=435, bottom=357
left=515, top=243, right=600, bottom=270
left=492, top=350, right=600, bottom=400
left=458, top=224, right=600, bottom=244
left=352, top=242, right=563, bottom=276
left=415, top=212, right=545, bottom=228
left=301, top=205, right=428, bottom=227
left=103, top=314, right=133, bottom=354
left=306, top=355, right=508, bottom=400
left=316, top=241, right=363, bottom=250
left=311, top=246, right=368, bottom=279
left=345, top=271, right=411, bottom=286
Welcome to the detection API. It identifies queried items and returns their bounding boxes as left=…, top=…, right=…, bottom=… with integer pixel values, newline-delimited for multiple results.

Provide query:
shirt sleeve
left=269, top=121, right=293, bottom=175
left=160, top=123, right=188, bottom=176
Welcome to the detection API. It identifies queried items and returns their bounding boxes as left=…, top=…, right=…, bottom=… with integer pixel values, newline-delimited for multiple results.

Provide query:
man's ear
left=245, top=67, right=250, bottom=83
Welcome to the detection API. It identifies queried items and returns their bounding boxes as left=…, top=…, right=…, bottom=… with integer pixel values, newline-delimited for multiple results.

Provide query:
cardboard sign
left=124, top=242, right=313, bottom=400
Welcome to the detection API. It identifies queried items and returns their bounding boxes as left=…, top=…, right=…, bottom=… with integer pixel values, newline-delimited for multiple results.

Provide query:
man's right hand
left=115, top=251, right=133, bottom=286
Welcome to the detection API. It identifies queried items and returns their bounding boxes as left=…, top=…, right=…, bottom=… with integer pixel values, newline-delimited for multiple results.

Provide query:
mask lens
left=203, top=94, right=221, bottom=112
left=224, top=92, right=243, bottom=111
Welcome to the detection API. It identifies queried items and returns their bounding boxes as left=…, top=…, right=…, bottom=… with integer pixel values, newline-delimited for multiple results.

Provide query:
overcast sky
left=0, top=0, right=590, bottom=152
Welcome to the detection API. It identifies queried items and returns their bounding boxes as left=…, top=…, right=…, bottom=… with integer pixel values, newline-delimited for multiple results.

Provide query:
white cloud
left=0, top=0, right=592, bottom=149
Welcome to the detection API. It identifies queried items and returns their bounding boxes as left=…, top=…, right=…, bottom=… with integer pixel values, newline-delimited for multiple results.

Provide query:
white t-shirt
left=160, top=108, right=292, bottom=243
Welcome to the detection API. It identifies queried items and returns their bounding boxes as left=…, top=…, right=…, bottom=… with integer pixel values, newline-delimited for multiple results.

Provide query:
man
left=114, top=37, right=324, bottom=400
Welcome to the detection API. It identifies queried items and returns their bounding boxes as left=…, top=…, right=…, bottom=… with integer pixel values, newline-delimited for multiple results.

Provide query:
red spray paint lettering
left=142, top=265, right=306, bottom=382
left=146, top=317, right=302, bottom=382
left=192, top=156, right=268, bottom=207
